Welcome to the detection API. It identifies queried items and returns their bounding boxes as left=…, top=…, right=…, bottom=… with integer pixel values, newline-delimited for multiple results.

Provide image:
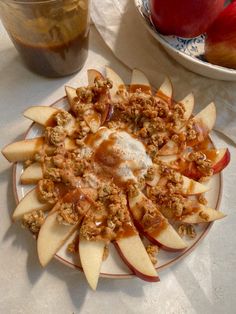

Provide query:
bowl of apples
left=135, top=0, right=236, bottom=81
left=2, top=67, right=230, bottom=290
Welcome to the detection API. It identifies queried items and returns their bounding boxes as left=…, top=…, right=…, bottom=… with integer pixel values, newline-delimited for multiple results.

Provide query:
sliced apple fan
left=2, top=68, right=229, bottom=290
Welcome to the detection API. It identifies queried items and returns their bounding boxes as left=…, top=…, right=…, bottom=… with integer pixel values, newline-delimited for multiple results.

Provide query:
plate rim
left=12, top=96, right=223, bottom=279
left=133, top=0, right=236, bottom=76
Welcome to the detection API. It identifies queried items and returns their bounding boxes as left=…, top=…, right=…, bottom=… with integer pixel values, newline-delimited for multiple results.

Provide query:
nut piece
left=178, top=224, right=196, bottom=238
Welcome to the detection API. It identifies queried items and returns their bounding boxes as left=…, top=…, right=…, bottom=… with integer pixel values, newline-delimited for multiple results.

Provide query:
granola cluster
left=55, top=110, right=73, bottom=127
left=22, top=210, right=45, bottom=235
left=109, top=89, right=187, bottom=157
left=80, top=183, right=136, bottom=241
left=141, top=199, right=167, bottom=232
left=71, top=77, right=112, bottom=120
left=147, top=185, right=186, bottom=218
left=57, top=201, right=86, bottom=225
left=127, top=184, right=167, bottom=233
left=158, top=163, right=184, bottom=193
left=188, top=151, right=213, bottom=177
left=41, top=148, right=92, bottom=188
left=45, top=126, right=67, bottom=146
left=37, top=179, right=59, bottom=204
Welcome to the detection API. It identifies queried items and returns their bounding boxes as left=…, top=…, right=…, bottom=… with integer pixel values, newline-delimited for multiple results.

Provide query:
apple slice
left=145, top=171, right=161, bottom=187
left=66, top=85, right=103, bottom=131
left=181, top=206, right=226, bottom=224
left=79, top=239, right=106, bottom=290
left=66, top=76, right=109, bottom=130
left=146, top=164, right=208, bottom=194
left=105, top=67, right=126, bottom=98
left=158, top=139, right=179, bottom=156
left=2, top=137, right=77, bottom=162
left=211, top=148, right=230, bottom=174
left=2, top=137, right=45, bottom=162
left=150, top=224, right=187, bottom=251
left=160, top=148, right=230, bottom=179
left=181, top=175, right=209, bottom=195
left=87, top=69, right=104, bottom=86
left=158, top=93, right=194, bottom=136
left=159, top=148, right=230, bottom=178
left=84, top=110, right=101, bottom=134
left=158, top=102, right=216, bottom=156
left=180, top=93, right=194, bottom=122
left=37, top=211, right=79, bottom=267
left=156, top=77, right=173, bottom=101
left=20, top=162, right=43, bottom=184
left=158, top=154, right=178, bottom=163
left=130, top=69, right=152, bottom=94
left=23, top=106, right=59, bottom=127
left=24, top=105, right=77, bottom=136
left=131, top=69, right=151, bottom=86
left=115, top=234, right=159, bottom=282
left=65, top=86, right=77, bottom=109
left=12, top=188, right=52, bottom=221
left=193, top=102, right=216, bottom=134
left=134, top=217, right=187, bottom=252
left=37, top=188, right=94, bottom=266
left=128, top=191, right=187, bottom=251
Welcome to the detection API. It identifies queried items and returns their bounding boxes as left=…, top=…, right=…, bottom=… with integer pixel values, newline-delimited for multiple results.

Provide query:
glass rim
left=0, top=0, right=66, bottom=4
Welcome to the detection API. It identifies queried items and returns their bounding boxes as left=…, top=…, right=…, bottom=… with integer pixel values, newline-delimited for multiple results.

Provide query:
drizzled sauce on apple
left=129, top=84, right=152, bottom=94
left=187, top=120, right=209, bottom=147
left=131, top=197, right=168, bottom=237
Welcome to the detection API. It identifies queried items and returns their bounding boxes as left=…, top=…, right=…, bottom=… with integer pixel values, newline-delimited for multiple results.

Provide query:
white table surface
left=0, top=20, right=236, bottom=314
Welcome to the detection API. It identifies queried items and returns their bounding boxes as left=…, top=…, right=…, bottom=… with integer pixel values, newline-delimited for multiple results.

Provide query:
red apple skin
left=169, top=148, right=231, bottom=180
left=113, top=242, right=160, bottom=282
left=132, top=218, right=186, bottom=253
left=205, top=2, right=236, bottom=69
left=212, top=148, right=230, bottom=174
left=104, top=104, right=114, bottom=122
left=150, top=0, right=225, bottom=38
left=182, top=164, right=202, bottom=181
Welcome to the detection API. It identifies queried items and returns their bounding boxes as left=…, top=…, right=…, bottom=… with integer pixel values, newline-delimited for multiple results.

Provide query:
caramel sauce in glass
left=11, top=33, right=89, bottom=77
left=0, top=0, right=90, bottom=77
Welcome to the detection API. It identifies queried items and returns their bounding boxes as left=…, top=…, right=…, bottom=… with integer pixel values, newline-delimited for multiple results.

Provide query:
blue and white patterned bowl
left=134, top=0, right=236, bottom=81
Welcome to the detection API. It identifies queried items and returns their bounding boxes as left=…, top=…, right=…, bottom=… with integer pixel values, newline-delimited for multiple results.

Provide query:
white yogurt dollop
left=88, top=128, right=152, bottom=182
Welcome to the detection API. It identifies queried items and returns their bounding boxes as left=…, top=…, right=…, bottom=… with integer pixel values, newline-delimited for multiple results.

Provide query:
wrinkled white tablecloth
left=0, top=6, right=236, bottom=314
left=91, top=0, right=236, bottom=144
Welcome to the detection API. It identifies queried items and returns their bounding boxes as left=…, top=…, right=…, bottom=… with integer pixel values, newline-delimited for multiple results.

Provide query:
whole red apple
left=205, top=2, right=236, bottom=69
left=150, top=0, right=225, bottom=38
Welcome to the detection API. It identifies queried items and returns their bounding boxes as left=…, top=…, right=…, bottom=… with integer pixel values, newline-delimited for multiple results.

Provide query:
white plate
left=134, top=0, right=236, bottom=81
left=13, top=97, right=222, bottom=278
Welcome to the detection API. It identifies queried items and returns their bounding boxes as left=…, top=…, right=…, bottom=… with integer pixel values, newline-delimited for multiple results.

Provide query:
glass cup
left=0, top=0, right=90, bottom=77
